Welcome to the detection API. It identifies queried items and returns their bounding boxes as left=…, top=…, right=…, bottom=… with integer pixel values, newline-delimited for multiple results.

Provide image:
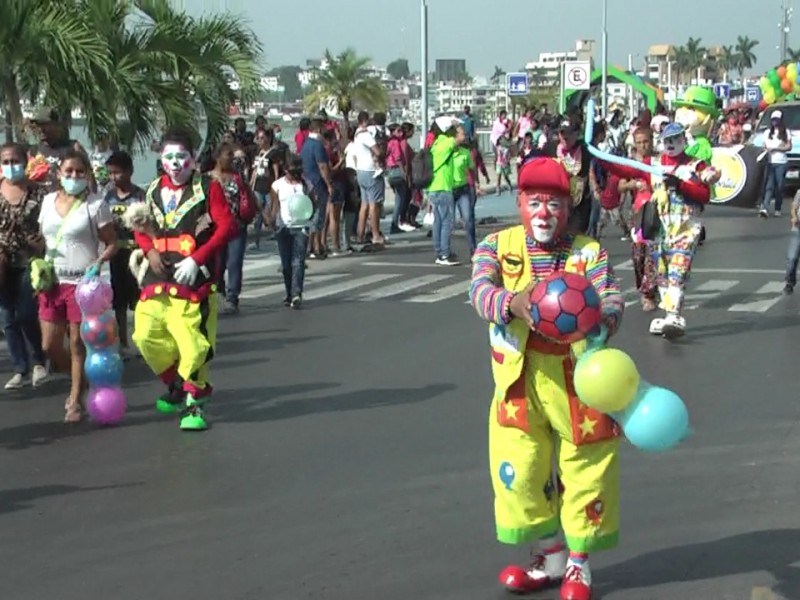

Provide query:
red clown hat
left=517, top=158, right=571, bottom=197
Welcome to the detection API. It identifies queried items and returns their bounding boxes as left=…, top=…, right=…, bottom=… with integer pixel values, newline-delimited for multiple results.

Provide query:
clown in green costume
left=673, top=86, right=721, bottom=185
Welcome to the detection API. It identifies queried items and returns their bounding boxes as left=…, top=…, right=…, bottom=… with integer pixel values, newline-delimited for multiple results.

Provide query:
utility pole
left=781, top=0, right=793, bottom=62
left=420, top=0, right=429, bottom=147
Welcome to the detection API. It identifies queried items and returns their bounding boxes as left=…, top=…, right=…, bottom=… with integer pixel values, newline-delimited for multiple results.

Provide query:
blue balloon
left=84, top=350, right=123, bottom=387
left=614, top=383, right=690, bottom=452
left=498, top=461, right=516, bottom=490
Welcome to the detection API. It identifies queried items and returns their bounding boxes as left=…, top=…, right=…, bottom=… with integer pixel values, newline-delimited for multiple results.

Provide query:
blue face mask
left=60, top=177, right=88, bottom=196
left=274, top=131, right=283, bottom=141
left=1, top=164, right=25, bottom=182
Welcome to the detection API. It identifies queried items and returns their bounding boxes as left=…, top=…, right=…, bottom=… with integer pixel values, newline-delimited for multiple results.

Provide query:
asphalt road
left=1, top=198, right=799, bottom=600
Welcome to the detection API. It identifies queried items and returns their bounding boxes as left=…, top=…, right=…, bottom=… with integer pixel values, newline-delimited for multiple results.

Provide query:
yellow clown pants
left=132, top=294, right=218, bottom=397
left=489, top=348, right=620, bottom=553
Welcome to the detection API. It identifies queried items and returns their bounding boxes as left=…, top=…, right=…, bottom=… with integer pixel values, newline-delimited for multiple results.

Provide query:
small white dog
left=123, top=201, right=156, bottom=286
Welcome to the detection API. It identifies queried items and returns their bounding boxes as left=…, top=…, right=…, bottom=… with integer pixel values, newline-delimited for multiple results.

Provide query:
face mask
left=662, top=136, right=686, bottom=157
left=161, top=144, right=193, bottom=185
left=274, top=131, right=283, bottom=141
left=61, top=176, right=88, bottom=196
left=1, top=164, right=25, bottom=182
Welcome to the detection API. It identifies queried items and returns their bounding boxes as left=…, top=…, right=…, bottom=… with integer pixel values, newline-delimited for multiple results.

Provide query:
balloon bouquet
left=529, top=271, right=690, bottom=451
left=758, top=63, right=800, bottom=111
left=75, top=272, right=126, bottom=425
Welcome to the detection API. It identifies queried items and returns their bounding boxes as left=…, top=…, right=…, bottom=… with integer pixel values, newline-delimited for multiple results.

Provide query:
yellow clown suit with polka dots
left=131, top=174, right=234, bottom=410
left=469, top=225, right=625, bottom=553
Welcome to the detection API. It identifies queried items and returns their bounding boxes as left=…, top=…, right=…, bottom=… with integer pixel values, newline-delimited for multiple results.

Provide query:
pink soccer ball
left=80, top=313, right=118, bottom=350
left=86, top=386, right=126, bottom=425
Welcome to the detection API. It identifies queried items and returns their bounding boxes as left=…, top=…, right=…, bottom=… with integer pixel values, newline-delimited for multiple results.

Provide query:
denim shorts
left=356, top=170, right=386, bottom=204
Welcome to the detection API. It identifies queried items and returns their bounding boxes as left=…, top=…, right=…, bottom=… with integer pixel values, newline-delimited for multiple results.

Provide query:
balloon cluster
left=758, top=63, right=800, bottom=109
left=75, top=275, right=126, bottom=425
left=573, top=333, right=690, bottom=452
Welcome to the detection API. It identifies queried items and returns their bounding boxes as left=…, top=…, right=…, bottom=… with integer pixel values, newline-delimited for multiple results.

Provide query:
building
left=646, top=44, right=723, bottom=88
left=524, top=40, right=596, bottom=86
left=435, top=59, right=468, bottom=83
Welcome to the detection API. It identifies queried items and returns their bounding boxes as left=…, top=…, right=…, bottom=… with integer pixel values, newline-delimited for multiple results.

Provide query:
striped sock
left=568, top=551, right=588, bottom=565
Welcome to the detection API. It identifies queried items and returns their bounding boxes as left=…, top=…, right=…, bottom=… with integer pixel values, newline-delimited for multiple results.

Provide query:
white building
left=525, top=39, right=596, bottom=86
left=259, top=76, right=283, bottom=93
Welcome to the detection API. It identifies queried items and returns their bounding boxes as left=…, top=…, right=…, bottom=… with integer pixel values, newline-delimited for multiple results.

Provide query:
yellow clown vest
left=489, top=225, right=619, bottom=445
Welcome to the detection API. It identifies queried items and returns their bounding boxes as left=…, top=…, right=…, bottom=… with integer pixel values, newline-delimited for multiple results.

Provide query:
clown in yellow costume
left=128, top=128, right=235, bottom=431
left=469, top=158, right=624, bottom=600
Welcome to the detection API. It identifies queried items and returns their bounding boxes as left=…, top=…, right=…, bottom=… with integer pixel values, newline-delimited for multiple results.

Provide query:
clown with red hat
left=469, top=158, right=625, bottom=600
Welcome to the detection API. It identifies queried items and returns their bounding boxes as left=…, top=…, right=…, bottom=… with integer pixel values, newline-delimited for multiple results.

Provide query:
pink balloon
left=75, top=278, right=113, bottom=316
left=80, top=312, right=118, bottom=350
left=86, top=386, right=126, bottom=425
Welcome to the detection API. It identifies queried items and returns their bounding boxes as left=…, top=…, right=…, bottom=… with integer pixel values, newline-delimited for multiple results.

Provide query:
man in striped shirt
left=468, top=158, right=623, bottom=600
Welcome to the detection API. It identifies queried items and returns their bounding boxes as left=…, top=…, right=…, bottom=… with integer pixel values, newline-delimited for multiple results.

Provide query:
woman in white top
left=760, top=110, right=793, bottom=218
left=38, top=149, right=117, bottom=422
left=269, top=155, right=309, bottom=309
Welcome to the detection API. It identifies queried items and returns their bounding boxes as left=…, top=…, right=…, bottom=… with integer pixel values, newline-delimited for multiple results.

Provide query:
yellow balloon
left=573, top=348, right=640, bottom=413
left=789, top=65, right=798, bottom=81
left=765, top=90, right=776, bottom=104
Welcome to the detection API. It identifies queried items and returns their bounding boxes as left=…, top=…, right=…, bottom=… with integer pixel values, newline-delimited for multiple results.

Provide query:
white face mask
left=160, top=143, right=193, bottom=185
left=662, top=136, right=686, bottom=157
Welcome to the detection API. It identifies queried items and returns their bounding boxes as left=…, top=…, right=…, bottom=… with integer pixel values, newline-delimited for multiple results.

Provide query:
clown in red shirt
left=127, top=128, right=235, bottom=431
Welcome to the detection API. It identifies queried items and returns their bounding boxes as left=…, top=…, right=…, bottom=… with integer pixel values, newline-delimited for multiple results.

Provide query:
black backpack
left=411, top=148, right=435, bottom=189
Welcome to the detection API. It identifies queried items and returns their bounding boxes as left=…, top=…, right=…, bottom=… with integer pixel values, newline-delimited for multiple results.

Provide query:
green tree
left=685, top=37, right=707, bottom=78
left=386, top=58, right=410, bottom=80
left=490, top=65, right=506, bottom=84
left=716, top=45, right=737, bottom=82
left=0, top=0, right=110, bottom=142
left=789, top=48, right=800, bottom=62
left=304, top=48, right=387, bottom=133
left=269, top=65, right=303, bottom=101
left=734, top=35, right=759, bottom=76
left=672, top=46, right=691, bottom=86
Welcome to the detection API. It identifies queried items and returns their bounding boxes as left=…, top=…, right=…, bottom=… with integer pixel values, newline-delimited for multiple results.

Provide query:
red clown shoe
left=560, top=562, right=592, bottom=600
left=498, top=550, right=567, bottom=593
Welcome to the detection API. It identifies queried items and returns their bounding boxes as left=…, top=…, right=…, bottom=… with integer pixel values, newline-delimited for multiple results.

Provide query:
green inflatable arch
left=563, top=65, right=662, bottom=114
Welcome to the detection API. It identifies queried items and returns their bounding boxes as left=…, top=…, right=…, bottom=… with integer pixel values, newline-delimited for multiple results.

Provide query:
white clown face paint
left=661, top=135, right=686, bottom=158
left=161, top=143, right=193, bottom=185
left=520, top=194, right=569, bottom=244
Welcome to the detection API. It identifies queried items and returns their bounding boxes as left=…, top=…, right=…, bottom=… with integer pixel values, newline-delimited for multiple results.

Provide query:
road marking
left=239, top=273, right=346, bottom=300
left=406, top=280, right=469, bottom=303
left=356, top=274, right=452, bottom=300
left=362, top=261, right=453, bottom=268
left=243, top=255, right=281, bottom=274
left=622, top=287, right=639, bottom=307
left=683, top=280, right=739, bottom=309
left=305, top=273, right=399, bottom=300
left=613, top=264, right=784, bottom=275
left=729, top=281, right=786, bottom=313
left=752, top=587, right=784, bottom=600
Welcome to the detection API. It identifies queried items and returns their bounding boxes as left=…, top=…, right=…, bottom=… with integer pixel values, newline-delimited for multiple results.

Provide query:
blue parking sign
left=507, top=73, right=528, bottom=97
left=713, top=83, right=730, bottom=99
left=745, top=86, right=762, bottom=103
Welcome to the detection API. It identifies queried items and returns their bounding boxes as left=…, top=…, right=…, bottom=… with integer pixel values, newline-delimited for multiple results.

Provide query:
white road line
left=683, top=280, right=739, bottom=309
left=612, top=263, right=784, bottom=275
left=305, top=273, right=399, bottom=300
left=728, top=281, right=787, bottom=313
left=406, top=280, right=469, bottom=303
left=362, top=261, right=449, bottom=268
left=239, top=273, right=346, bottom=300
left=613, top=259, right=633, bottom=271
left=242, top=255, right=281, bottom=274
left=622, top=287, right=639, bottom=307
left=356, top=274, right=452, bottom=300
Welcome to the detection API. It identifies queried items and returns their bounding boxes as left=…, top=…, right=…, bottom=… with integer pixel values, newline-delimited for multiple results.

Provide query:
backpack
left=232, top=172, right=258, bottom=224
left=411, top=148, right=435, bottom=189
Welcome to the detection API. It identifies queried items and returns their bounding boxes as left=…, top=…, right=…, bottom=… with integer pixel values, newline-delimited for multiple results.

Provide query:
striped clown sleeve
left=584, top=247, right=624, bottom=335
left=469, top=232, right=515, bottom=325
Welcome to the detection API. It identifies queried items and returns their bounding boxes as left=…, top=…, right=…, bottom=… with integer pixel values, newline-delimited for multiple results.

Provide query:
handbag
left=386, top=166, right=405, bottom=186
left=636, top=199, right=661, bottom=241
left=30, top=199, right=83, bottom=293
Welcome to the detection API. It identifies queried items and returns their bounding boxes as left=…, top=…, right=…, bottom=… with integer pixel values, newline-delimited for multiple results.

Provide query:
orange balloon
left=782, top=78, right=793, bottom=93
left=778, top=65, right=788, bottom=78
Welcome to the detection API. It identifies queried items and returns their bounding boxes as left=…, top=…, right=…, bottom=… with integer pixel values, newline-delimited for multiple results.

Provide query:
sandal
left=64, top=397, right=83, bottom=423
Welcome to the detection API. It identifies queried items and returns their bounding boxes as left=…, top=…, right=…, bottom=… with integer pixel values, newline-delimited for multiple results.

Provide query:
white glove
left=173, top=257, right=200, bottom=285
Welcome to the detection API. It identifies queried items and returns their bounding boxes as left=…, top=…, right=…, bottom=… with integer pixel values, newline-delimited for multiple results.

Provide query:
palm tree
left=0, top=0, right=110, bottom=141
left=716, top=45, right=737, bottom=82
left=788, top=48, right=800, bottom=61
left=672, top=46, right=691, bottom=86
left=684, top=37, right=707, bottom=82
left=304, top=48, right=387, bottom=134
left=734, top=35, right=759, bottom=77
left=490, top=65, right=506, bottom=84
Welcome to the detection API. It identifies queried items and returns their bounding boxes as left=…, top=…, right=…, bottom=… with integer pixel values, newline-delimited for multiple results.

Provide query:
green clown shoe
left=673, top=86, right=720, bottom=118
left=179, top=395, right=208, bottom=431
left=155, top=384, right=184, bottom=414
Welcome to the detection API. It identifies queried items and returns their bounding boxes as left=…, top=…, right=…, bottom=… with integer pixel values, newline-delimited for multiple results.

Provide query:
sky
left=184, top=0, right=792, bottom=77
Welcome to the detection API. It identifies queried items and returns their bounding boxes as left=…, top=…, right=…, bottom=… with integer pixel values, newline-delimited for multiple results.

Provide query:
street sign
left=564, top=61, right=591, bottom=91
left=713, top=83, right=731, bottom=99
left=745, top=86, right=762, bottom=103
left=506, top=72, right=529, bottom=96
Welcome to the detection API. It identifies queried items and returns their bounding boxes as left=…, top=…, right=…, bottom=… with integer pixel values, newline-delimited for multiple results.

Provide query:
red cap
left=517, top=158, right=571, bottom=197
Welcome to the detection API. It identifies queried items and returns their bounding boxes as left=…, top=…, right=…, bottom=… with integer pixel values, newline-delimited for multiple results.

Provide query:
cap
left=661, top=122, right=685, bottom=139
left=517, top=158, right=571, bottom=197
left=30, top=107, right=57, bottom=124
left=771, top=110, right=783, bottom=120
left=434, top=115, right=460, bottom=132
